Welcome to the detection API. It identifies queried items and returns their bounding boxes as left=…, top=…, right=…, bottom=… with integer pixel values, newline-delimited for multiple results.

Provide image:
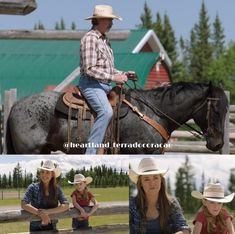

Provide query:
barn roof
left=0, top=29, right=168, bottom=100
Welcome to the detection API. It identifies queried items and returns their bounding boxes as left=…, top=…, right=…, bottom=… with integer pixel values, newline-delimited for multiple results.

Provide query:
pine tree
left=27, top=173, right=33, bottom=187
left=55, top=22, right=60, bottom=30
left=199, top=171, right=205, bottom=193
left=162, top=14, right=180, bottom=81
left=2, top=174, right=7, bottom=189
left=34, top=21, right=45, bottom=30
left=8, top=172, right=12, bottom=188
left=66, top=168, right=75, bottom=183
left=188, top=1, right=213, bottom=82
left=139, top=1, right=153, bottom=29
left=71, top=21, right=76, bottom=30
left=162, top=14, right=177, bottom=62
left=153, top=12, right=163, bottom=40
left=38, top=21, right=45, bottom=30
left=175, top=155, right=198, bottom=212
left=13, top=163, right=23, bottom=188
left=207, top=42, right=235, bottom=102
left=60, top=17, right=66, bottom=30
left=176, top=37, right=190, bottom=81
left=212, top=13, right=225, bottom=59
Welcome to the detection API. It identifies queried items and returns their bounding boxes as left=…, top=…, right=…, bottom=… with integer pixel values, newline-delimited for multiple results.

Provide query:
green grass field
left=0, top=187, right=129, bottom=233
left=0, top=214, right=129, bottom=233
left=0, top=186, right=128, bottom=206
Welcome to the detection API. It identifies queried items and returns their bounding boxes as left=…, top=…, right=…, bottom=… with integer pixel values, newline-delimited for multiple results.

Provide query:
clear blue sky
left=0, top=0, right=234, bottom=44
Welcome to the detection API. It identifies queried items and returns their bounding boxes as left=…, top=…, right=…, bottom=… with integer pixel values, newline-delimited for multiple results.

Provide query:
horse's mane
left=128, top=82, right=209, bottom=103
left=152, top=82, right=207, bottom=99
left=127, top=81, right=228, bottom=113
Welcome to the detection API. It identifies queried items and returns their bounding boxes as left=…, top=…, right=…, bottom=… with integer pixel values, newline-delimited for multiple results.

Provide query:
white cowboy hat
left=85, top=5, right=122, bottom=20
left=68, top=174, right=93, bottom=185
left=129, top=157, right=168, bottom=184
left=38, top=160, right=61, bottom=178
left=191, top=183, right=235, bottom=203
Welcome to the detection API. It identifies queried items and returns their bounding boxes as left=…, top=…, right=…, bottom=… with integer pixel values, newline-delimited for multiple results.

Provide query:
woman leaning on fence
left=129, top=157, right=190, bottom=234
left=21, top=160, right=69, bottom=232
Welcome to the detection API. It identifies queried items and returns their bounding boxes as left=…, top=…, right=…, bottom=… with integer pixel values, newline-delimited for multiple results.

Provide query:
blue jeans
left=79, top=75, right=113, bottom=154
left=72, top=218, right=91, bottom=230
left=29, top=221, right=57, bottom=232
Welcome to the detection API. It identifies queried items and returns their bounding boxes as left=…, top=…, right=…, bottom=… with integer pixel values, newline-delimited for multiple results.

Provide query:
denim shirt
left=22, top=182, right=68, bottom=208
left=129, top=196, right=190, bottom=234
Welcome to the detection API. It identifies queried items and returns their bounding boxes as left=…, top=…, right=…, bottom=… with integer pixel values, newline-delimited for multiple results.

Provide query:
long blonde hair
left=202, top=205, right=227, bottom=233
left=76, top=184, right=89, bottom=200
left=136, top=174, right=171, bottom=232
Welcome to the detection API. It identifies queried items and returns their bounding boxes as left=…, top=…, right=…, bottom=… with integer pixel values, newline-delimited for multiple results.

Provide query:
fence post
left=221, top=91, right=230, bottom=154
left=3, top=89, right=17, bottom=154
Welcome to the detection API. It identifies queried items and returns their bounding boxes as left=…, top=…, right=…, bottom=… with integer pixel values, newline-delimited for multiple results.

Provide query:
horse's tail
left=5, top=114, right=16, bottom=154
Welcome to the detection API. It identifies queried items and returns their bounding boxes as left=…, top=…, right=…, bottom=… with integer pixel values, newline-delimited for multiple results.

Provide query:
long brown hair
left=40, top=171, right=58, bottom=208
left=202, top=205, right=227, bottom=233
left=136, top=174, right=171, bottom=232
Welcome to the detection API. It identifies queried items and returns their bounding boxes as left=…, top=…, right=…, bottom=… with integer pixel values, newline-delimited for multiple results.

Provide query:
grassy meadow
left=0, top=186, right=129, bottom=233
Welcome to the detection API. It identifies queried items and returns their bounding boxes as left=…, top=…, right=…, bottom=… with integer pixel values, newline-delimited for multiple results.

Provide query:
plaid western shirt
left=22, top=182, right=68, bottom=209
left=129, top=196, right=191, bottom=234
left=80, top=29, right=121, bottom=83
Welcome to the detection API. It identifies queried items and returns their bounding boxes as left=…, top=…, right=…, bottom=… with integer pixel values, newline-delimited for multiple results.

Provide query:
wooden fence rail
left=0, top=0, right=37, bottom=15
left=0, top=202, right=129, bottom=233
left=0, top=202, right=128, bottom=223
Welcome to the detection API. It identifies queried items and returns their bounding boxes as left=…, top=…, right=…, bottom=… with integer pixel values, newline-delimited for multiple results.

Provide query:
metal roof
left=0, top=29, right=160, bottom=100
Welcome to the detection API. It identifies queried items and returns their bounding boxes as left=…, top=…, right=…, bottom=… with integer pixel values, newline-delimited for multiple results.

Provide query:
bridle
left=205, top=97, right=220, bottom=137
left=125, top=83, right=220, bottom=140
left=190, top=97, right=220, bottom=137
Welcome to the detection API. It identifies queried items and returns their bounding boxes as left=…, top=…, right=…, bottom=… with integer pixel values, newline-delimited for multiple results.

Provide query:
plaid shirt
left=129, top=196, right=191, bottom=234
left=80, top=29, right=121, bottom=83
left=22, top=182, right=68, bottom=209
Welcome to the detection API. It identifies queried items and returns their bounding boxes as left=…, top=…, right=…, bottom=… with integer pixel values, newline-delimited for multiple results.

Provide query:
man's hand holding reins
left=113, top=73, right=128, bottom=84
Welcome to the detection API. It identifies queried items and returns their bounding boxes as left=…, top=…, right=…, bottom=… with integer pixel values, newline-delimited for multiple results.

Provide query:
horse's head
left=193, top=83, right=228, bottom=152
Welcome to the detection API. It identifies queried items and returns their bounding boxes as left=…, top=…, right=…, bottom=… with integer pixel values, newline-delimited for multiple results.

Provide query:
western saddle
left=61, top=74, right=170, bottom=154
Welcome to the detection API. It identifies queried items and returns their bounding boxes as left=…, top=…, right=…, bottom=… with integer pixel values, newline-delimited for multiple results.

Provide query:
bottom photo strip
left=0, top=154, right=234, bottom=234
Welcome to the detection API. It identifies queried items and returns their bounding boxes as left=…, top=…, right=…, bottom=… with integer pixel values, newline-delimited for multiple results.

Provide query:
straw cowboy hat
left=191, top=183, right=235, bottom=203
left=85, top=5, right=122, bottom=20
left=38, top=160, right=61, bottom=178
left=68, top=174, right=93, bottom=185
left=129, top=157, right=168, bottom=184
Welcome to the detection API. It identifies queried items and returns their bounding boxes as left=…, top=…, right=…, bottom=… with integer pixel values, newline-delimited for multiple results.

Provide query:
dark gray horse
left=6, top=82, right=228, bottom=154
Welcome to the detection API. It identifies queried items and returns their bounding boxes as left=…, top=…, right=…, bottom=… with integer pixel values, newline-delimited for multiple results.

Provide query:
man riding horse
left=79, top=4, right=133, bottom=154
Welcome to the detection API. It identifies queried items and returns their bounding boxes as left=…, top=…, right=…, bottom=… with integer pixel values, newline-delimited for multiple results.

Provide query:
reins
left=124, top=82, right=214, bottom=139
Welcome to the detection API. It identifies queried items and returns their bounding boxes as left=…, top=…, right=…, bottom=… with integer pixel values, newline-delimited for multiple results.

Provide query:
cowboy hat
left=129, top=157, right=168, bottom=184
left=85, top=5, right=122, bottom=20
left=68, top=174, right=93, bottom=185
left=38, top=160, right=61, bottom=178
left=191, top=183, right=235, bottom=203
